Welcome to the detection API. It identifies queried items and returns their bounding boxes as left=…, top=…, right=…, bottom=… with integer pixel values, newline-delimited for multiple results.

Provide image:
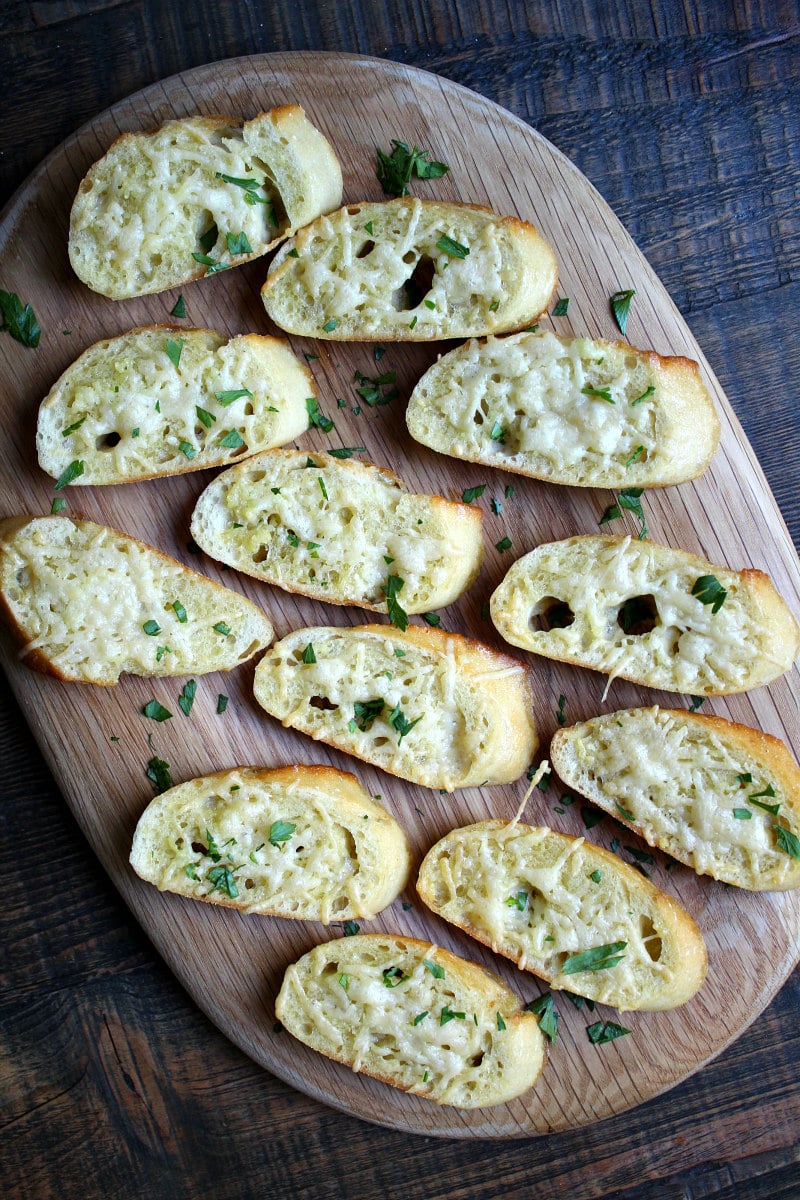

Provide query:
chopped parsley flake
left=587, top=1019, right=631, bottom=1045
left=610, top=289, right=635, bottom=336
left=0, top=289, right=41, bottom=347
left=383, top=574, right=408, bottom=631
left=461, top=483, right=486, bottom=504
left=375, top=139, right=449, bottom=197
left=562, top=942, right=627, bottom=974
left=219, top=429, right=245, bottom=449
left=143, top=699, right=172, bottom=722
left=215, top=388, right=254, bottom=405
left=146, top=756, right=173, bottom=793
left=553, top=297, right=569, bottom=316
left=436, top=234, right=469, bottom=259
left=54, top=460, right=84, bottom=490
left=170, top=295, right=186, bottom=318
left=691, top=574, right=728, bottom=613
left=164, top=337, right=184, bottom=368
left=306, top=396, right=334, bottom=432
left=301, top=643, right=316, bottom=664
left=178, top=679, right=197, bottom=716
left=525, top=993, right=558, bottom=1042
left=268, top=820, right=296, bottom=848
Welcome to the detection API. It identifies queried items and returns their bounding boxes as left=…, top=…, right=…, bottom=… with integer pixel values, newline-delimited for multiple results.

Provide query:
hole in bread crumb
left=617, top=594, right=658, bottom=636
left=356, top=240, right=376, bottom=259
left=249, top=470, right=267, bottom=484
left=640, top=915, right=662, bottom=961
left=392, top=255, right=435, bottom=311
left=468, top=1051, right=485, bottom=1067
left=252, top=545, right=268, bottom=564
left=191, top=841, right=207, bottom=856
left=309, top=695, right=338, bottom=711
left=321, top=961, right=339, bottom=975
left=245, top=878, right=254, bottom=890
left=529, top=597, right=575, bottom=632
left=97, top=432, right=121, bottom=450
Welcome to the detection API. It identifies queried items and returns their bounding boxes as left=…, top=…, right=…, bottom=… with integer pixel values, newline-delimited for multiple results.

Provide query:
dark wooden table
left=2, top=2, right=799, bottom=1196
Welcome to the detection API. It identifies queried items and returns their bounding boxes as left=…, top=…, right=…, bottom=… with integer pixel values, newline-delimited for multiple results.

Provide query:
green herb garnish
left=495, top=536, right=512, bottom=553
left=142, top=620, right=160, bottom=636
left=350, top=698, right=385, bottom=732
left=0, top=289, right=41, bottom=347
left=388, top=705, right=423, bottom=744
left=219, top=429, right=244, bottom=449
left=172, top=599, right=187, bottom=623
left=440, top=1005, right=466, bottom=1025
left=553, top=297, right=569, bottom=316
left=301, top=643, right=317, bottom=664
left=556, top=693, right=567, bottom=726
left=581, top=384, right=614, bottom=404
left=587, top=1019, right=631, bottom=1045
left=562, top=942, right=627, bottom=974
left=611, top=289, right=635, bottom=335
left=525, top=993, right=558, bottom=1041
left=375, top=139, right=449, bottom=196
left=178, top=679, right=196, bottom=716
left=436, top=234, right=469, bottom=259
left=178, top=441, right=196, bottom=459
left=327, top=446, right=366, bottom=459
left=216, top=694, right=228, bottom=714
left=207, top=865, right=239, bottom=899
left=691, top=575, right=728, bottom=613
left=226, top=231, right=253, bottom=256
left=170, top=295, right=186, bottom=318
left=143, top=699, right=172, bottom=722
left=423, top=959, right=445, bottom=979
left=215, top=388, right=254, bottom=405
left=195, top=405, right=216, bottom=428
left=382, top=966, right=407, bottom=988
left=164, top=336, right=184, bottom=368
left=306, top=396, right=334, bottom=432
left=54, top=460, right=84, bottom=490
left=146, top=756, right=172, bottom=793
left=268, top=820, right=296, bottom=848
left=383, top=574, right=408, bottom=631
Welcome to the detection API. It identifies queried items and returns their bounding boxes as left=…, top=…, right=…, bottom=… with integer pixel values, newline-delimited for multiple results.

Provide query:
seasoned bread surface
left=130, top=765, right=411, bottom=920
left=252, top=623, right=538, bottom=791
left=406, top=330, right=719, bottom=487
left=190, top=449, right=484, bottom=611
left=275, top=933, right=545, bottom=1107
left=0, top=516, right=273, bottom=684
left=262, top=198, right=558, bottom=340
left=69, top=107, right=343, bottom=299
left=37, top=328, right=312, bottom=485
left=417, top=821, right=707, bottom=1011
left=490, top=535, right=800, bottom=695
left=550, top=708, right=800, bottom=891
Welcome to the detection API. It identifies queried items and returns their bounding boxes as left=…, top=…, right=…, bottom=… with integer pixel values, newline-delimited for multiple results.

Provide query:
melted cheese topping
left=276, top=936, right=543, bottom=1106
left=408, top=331, right=666, bottom=485
left=131, top=769, right=407, bottom=920
left=555, top=709, right=800, bottom=888
left=191, top=451, right=480, bottom=609
left=37, top=331, right=309, bottom=484
left=0, top=518, right=269, bottom=682
left=420, top=823, right=701, bottom=1010
left=492, top=536, right=784, bottom=694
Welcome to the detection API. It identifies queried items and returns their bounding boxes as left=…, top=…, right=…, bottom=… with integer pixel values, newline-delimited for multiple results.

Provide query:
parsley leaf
left=600, top=487, right=648, bottom=539
left=215, top=388, right=253, bottom=405
left=383, top=574, right=409, bottom=631
left=350, top=698, right=385, bottom=732
left=226, top=231, right=253, bottom=256
left=562, top=942, right=627, bottom=974
left=143, top=699, right=172, bottom=722
left=146, top=756, right=172, bottom=793
left=269, top=820, right=296, bottom=848
left=178, top=679, right=196, bottom=716
left=423, top=958, right=445, bottom=979
left=581, top=384, right=614, bottom=404
left=207, top=865, right=239, bottom=899
left=0, top=289, right=41, bottom=347
left=587, top=1019, right=631, bottom=1045
left=436, top=234, right=469, bottom=259
left=691, top=574, right=728, bottom=613
left=54, top=460, right=84, bottom=490
left=306, top=396, right=334, bottom=432
left=170, top=295, right=186, bottom=318
left=525, top=993, right=558, bottom=1042
left=388, top=705, right=423, bottom=744
left=611, top=289, right=635, bottom=335
left=553, top=297, right=569, bottom=316
left=219, top=429, right=245, bottom=449
left=327, top=446, right=366, bottom=459
left=375, top=139, right=449, bottom=196
left=461, top=483, right=486, bottom=504
left=776, top=826, right=800, bottom=859
left=164, top=337, right=184, bottom=368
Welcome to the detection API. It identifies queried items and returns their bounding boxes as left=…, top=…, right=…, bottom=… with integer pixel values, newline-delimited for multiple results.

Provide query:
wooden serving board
left=1, top=51, right=799, bottom=1140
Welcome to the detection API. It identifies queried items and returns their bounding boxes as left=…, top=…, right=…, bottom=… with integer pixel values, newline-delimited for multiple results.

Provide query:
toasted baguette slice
left=0, top=516, right=272, bottom=684
left=252, top=624, right=538, bottom=791
left=36, top=328, right=313, bottom=486
left=190, top=449, right=484, bottom=611
left=261, top=198, right=558, bottom=341
left=130, top=765, right=411, bottom=920
left=69, top=107, right=343, bottom=299
left=490, top=535, right=800, bottom=695
left=550, top=708, right=800, bottom=891
left=406, top=330, right=719, bottom=487
left=275, top=933, right=545, bottom=1107
left=417, top=821, right=707, bottom=1011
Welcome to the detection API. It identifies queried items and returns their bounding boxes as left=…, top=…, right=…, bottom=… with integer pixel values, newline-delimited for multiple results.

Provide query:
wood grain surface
left=2, top=3, right=799, bottom=1197
left=1, top=49, right=799, bottom=1142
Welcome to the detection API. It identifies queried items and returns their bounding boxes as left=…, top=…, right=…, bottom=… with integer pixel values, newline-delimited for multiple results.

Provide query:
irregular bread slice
left=0, top=515, right=273, bottom=684
left=417, top=820, right=707, bottom=1011
left=252, top=623, right=538, bottom=791
left=69, top=107, right=343, bottom=299
left=275, top=933, right=546, bottom=1107
left=130, top=764, right=411, bottom=920
left=490, top=535, right=800, bottom=695
left=36, top=327, right=313, bottom=485
left=261, top=198, right=558, bottom=340
left=406, top=330, right=719, bottom=487
left=190, top=449, right=483, bottom=611
left=550, top=707, right=800, bottom=890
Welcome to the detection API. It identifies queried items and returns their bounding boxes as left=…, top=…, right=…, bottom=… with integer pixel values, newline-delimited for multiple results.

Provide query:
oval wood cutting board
left=1, top=52, right=799, bottom=1139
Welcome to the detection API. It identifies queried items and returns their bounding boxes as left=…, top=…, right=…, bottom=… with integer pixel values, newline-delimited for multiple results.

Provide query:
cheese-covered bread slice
left=0, top=515, right=273, bottom=684
left=490, top=535, right=800, bottom=695
left=550, top=708, right=800, bottom=891
left=406, top=330, right=719, bottom=487
left=36, top=328, right=312, bottom=485
left=417, top=821, right=708, bottom=1011
left=261, top=198, right=558, bottom=341
left=69, top=107, right=343, bottom=299
left=190, top=449, right=483, bottom=611
left=130, top=764, right=411, bottom=920
left=275, top=933, right=546, bottom=1107
left=252, top=623, right=538, bottom=791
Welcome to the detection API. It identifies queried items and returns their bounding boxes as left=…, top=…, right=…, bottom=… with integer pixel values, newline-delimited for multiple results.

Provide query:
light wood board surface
left=1, top=51, right=799, bottom=1139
